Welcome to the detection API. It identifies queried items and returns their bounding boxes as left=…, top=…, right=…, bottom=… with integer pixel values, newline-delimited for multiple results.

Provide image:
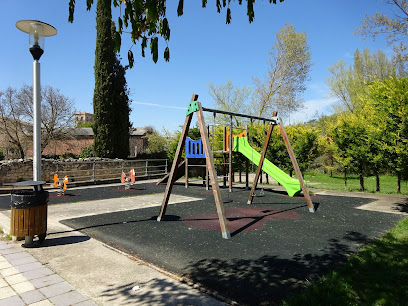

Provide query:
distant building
left=74, top=112, right=94, bottom=127
left=129, top=126, right=154, bottom=157
left=1, top=110, right=153, bottom=158
left=41, top=127, right=152, bottom=157
left=41, top=128, right=94, bottom=156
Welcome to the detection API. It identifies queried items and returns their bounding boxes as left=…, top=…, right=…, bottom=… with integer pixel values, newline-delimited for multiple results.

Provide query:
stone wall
left=0, top=158, right=168, bottom=185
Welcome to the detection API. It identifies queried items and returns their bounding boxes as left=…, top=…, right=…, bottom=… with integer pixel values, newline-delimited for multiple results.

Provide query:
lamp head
left=16, top=20, right=57, bottom=61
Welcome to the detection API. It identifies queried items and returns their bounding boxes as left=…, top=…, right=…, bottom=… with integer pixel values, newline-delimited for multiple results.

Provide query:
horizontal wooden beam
left=202, top=107, right=279, bottom=124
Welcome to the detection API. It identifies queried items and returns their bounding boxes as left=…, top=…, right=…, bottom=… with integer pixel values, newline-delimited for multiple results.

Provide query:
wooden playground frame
left=157, top=94, right=314, bottom=239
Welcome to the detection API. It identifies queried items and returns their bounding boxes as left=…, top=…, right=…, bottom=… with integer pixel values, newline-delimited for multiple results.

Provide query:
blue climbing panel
left=185, top=137, right=205, bottom=158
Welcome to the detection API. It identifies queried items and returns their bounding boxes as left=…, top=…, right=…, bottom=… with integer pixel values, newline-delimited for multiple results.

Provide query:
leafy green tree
left=145, top=129, right=169, bottom=154
left=93, top=0, right=130, bottom=158
left=80, top=145, right=95, bottom=158
left=288, top=125, right=319, bottom=175
left=111, top=40, right=131, bottom=158
left=327, top=116, right=359, bottom=190
left=328, top=112, right=383, bottom=192
left=76, top=121, right=94, bottom=128
left=327, top=49, right=396, bottom=113
left=317, top=134, right=337, bottom=177
left=361, top=77, right=408, bottom=193
left=252, top=23, right=312, bottom=120
left=69, top=0, right=286, bottom=67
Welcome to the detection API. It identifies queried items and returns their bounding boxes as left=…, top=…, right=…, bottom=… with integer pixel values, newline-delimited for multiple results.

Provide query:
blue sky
left=1, top=0, right=394, bottom=132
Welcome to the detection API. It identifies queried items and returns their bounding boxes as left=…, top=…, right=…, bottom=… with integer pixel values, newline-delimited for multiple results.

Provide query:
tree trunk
left=18, top=145, right=25, bottom=160
left=397, top=172, right=401, bottom=194
left=330, top=170, right=332, bottom=177
left=289, top=169, right=293, bottom=177
left=266, top=174, right=269, bottom=184
left=376, top=173, right=380, bottom=192
left=344, top=169, right=347, bottom=190
left=239, top=170, right=242, bottom=183
left=359, top=172, right=365, bottom=191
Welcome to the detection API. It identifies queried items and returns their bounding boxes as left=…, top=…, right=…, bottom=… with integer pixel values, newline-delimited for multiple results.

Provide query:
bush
left=59, top=152, right=78, bottom=160
left=80, top=145, right=95, bottom=158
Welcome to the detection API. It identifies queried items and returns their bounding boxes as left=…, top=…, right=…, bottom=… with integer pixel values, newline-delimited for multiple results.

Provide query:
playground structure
left=53, top=174, right=68, bottom=196
left=121, top=169, right=136, bottom=189
left=158, top=94, right=314, bottom=239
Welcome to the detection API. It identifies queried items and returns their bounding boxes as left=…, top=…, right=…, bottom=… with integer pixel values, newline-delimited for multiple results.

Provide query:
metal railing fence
left=53, top=159, right=168, bottom=183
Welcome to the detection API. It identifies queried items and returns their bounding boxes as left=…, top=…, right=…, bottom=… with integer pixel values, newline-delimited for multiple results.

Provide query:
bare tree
left=356, top=0, right=408, bottom=60
left=0, top=85, right=76, bottom=159
left=208, top=80, right=252, bottom=126
left=0, top=88, right=31, bottom=159
left=252, top=23, right=312, bottom=120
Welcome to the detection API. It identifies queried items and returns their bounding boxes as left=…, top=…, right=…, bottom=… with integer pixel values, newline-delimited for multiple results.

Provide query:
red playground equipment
left=53, top=174, right=68, bottom=196
left=121, top=169, right=136, bottom=189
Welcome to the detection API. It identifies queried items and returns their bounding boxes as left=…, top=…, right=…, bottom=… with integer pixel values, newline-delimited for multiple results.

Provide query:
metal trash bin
left=10, top=181, right=49, bottom=248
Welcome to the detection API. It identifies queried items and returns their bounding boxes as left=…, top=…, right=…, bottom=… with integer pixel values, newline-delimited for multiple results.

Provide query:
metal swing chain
left=259, top=120, right=266, bottom=197
left=250, top=119, right=258, bottom=197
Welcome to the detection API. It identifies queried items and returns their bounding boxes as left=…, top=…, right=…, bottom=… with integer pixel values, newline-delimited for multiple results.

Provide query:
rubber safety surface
left=60, top=185, right=405, bottom=304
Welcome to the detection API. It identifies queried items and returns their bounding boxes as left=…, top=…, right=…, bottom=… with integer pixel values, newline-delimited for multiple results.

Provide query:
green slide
left=233, top=137, right=301, bottom=197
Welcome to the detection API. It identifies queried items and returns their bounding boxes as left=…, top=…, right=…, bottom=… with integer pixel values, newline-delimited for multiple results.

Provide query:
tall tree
left=208, top=80, right=252, bottom=126
left=93, top=0, right=116, bottom=158
left=326, top=60, right=357, bottom=112
left=252, top=23, right=312, bottom=119
left=93, top=0, right=130, bottom=158
left=327, top=49, right=396, bottom=112
left=361, top=77, right=408, bottom=193
left=0, top=86, right=76, bottom=159
left=328, top=113, right=374, bottom=191
left=356, top=0, right=408, bottom=61
left=0, top=88, right=30, bottom=159
left=111, top=23, right=131, bottom=158
left=68, top=0, right=286, bottom=67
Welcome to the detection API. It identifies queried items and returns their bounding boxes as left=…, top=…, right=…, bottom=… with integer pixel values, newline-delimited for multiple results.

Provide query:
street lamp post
left=16, top=20, right=57, bottom=181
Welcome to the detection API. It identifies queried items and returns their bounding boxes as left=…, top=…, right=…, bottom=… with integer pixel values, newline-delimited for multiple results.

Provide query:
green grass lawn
left=304, top=172, right=408, bottom=195
left=281, top=217, right=408, bottom=305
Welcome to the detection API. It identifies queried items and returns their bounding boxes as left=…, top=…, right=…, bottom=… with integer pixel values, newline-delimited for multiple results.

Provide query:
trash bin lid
left=13, top=181, right=46, bottom=187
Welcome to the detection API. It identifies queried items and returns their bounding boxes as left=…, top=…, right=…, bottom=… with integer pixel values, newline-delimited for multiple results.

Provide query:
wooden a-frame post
left=279, top=119, right=315, bottom=212
left=247, top=120, right=275, bottom=205
left=246, top=113, right=315, bottom=212
left=157, top=94, right=231, bottom=239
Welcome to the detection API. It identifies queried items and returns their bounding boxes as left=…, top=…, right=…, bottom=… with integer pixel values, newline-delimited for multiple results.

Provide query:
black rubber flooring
left=59, top=184, right=405, bottom=305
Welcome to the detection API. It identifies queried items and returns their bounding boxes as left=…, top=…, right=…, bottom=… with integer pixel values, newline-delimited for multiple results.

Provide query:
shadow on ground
left=40, top=235, right=90, bottom=247
left=394, top=198, right=408, bottom=213
left=183, top=231, right=371, bottom=305
left=100, top=278, right=219, bottom=305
